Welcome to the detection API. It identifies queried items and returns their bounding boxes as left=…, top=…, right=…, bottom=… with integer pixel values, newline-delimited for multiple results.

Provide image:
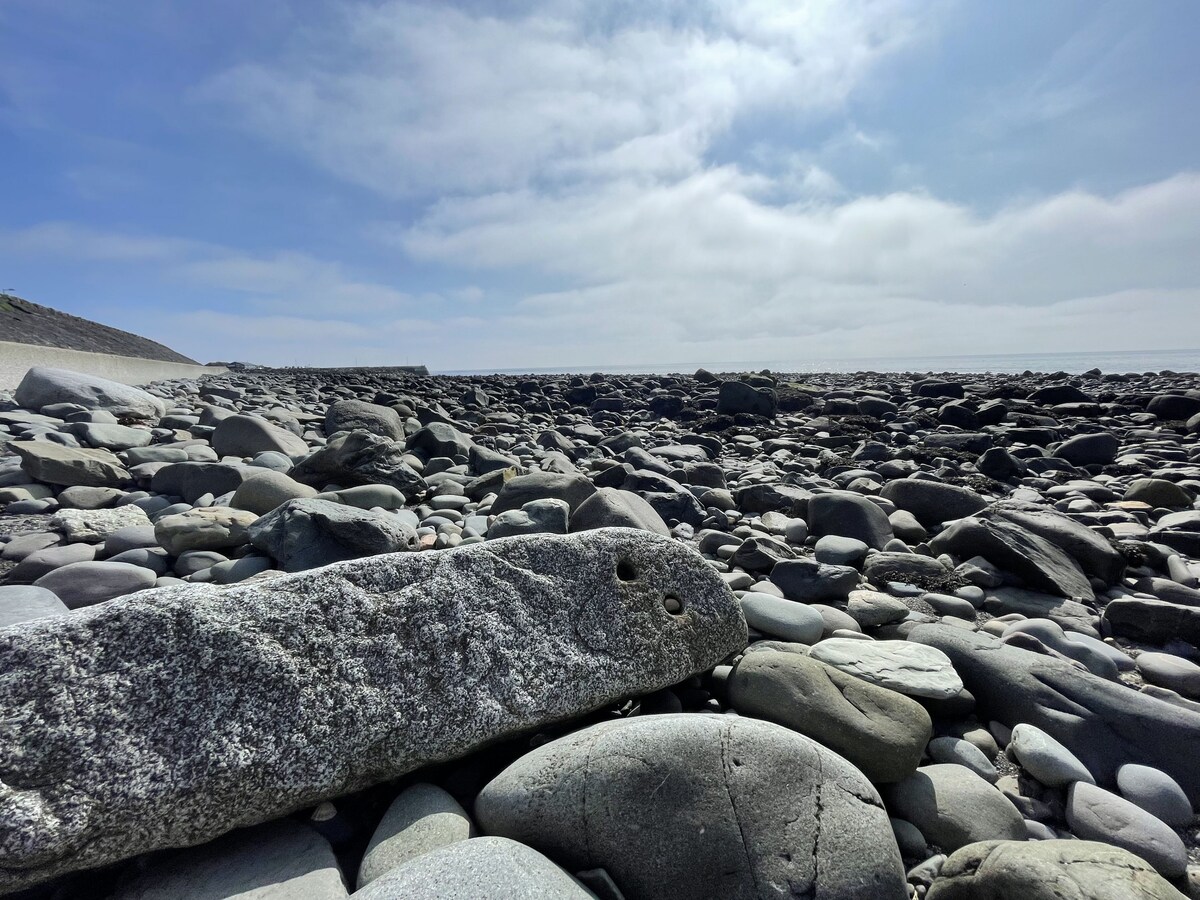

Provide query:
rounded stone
left=1008, top=723, right=1095, bottom=787
left=1117, top=764, right=1194, bottom=827
left=927, top=737, right=998, bottom=783
left=738, top=592, right=824, bottom=644
left=357, top=783, right=474, bottom=889
left=0, top=585, right=69, bottom=628
left=230, top=470, right=319, bottom=516
left=476, top=714, right=907, bottom=900
left=33, top=560, right=157, bottom=609
left=884, top=764, right=1025, bottom=852
left=1066, top=781, right=1188, bottom=877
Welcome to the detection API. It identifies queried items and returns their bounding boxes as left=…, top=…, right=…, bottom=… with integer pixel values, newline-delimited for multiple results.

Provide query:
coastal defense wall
left=0, top=341, right=228, bottom=390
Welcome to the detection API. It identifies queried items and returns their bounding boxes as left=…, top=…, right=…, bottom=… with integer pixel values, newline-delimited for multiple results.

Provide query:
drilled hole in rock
left=616, top=559, right=637, bottom=581
left=663, top=594, right=683, bottom=614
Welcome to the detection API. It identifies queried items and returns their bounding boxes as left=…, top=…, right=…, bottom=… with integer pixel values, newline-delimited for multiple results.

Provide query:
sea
left=441, top=348, right=1200, bottom=378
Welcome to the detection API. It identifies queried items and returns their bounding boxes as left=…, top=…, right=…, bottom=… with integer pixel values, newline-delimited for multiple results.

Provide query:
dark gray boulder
left=567, top=487, right=670, bottom=536
left=247, top=498, right=419, bottom=571
left=475, top=714, right=907, bottom=900
left=1104, top=597, right=1200, bottom=647
left=807, top=491, right=895, bottom=549
left=0, top=529, right=745, bottom=893
left=323, top=399, right=406, bottom=441
left=930, top=516, right=1094, bottom=601
left=150, top=462, right=256, bottom=504
left=406, top=422, right=474, bottom=460
left=490, top=472, right=596, bottom=516
left=880, top=479, right=987, bottom=527
left=770, top=558, right=859, bottom=602
left=907, top=625, right=1200, bottom=804
left=716, top=381, right=778, bottom=417
left=981, top=500, right=1125, bottom=585
left=289, top=432, right=427, bottom=499
left=1055, top=433, right=1119, bottom=466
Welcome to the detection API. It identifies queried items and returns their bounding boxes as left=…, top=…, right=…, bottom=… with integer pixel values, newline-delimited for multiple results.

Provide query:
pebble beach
left=2, top=362, right=1200, bottom=899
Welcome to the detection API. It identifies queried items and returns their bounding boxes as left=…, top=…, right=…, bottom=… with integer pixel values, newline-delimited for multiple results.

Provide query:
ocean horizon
left=438, top=347, right=1200, bottom=378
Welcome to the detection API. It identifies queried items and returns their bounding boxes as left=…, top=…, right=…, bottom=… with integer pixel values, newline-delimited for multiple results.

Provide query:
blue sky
left=1, top=0, right=1198, bottom=369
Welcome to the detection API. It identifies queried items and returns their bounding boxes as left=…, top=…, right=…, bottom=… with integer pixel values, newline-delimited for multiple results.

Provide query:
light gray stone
left=1009, top=723, right=1095, bottom=787
left=0, top=529, right=745, bottom=893
left=230, top=470, right=319, bottom=515
left=355, top=837, right=593, bottom=900
left=1117, top=764, right=1194, bottom=827
left=489, top=499, right=570, bottom=540
left=111, top=820, right=347, bottom=899
left=15, top=367, right=167, bottom=420
left=0, top=585, right=69, bottom=628
left=1066, top=782, right=1188, bottom=877
left=739, top=591, right=824, bottom=643
left=53, top=505, right=151, bottom=542
left=568, top=487, right=670, bottom=536
left=476, top=714, right=907, bottom=900
left=927, top=737, right=997, bottom=783
left=809, top=638, right=964, bottom=700
left=357, top=783, right=474, bottom=889
left=6, top=542, right=97, bottom=583
left=926, top=839, right=1187, bottom=900
left=213, top=415, right=309, bottom=459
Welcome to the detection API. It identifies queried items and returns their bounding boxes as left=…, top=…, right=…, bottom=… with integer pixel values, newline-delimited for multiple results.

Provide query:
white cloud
left=199, top=0, right=934, bottom=196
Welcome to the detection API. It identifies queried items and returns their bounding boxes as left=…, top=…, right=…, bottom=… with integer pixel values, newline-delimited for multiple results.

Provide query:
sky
left=1, top=0, right=1198, bottom=370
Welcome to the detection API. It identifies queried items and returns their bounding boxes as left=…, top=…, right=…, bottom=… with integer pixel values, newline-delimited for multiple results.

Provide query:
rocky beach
left=2, top=361, right=1200, bottom=899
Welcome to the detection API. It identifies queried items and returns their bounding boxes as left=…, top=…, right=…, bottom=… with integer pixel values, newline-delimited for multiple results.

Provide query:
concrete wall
left=0, top=341, right=228, bottom=391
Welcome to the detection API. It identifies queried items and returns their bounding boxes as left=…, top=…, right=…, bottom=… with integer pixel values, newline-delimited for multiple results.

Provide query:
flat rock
left=926, top=839, right=1187, bottom=900
left=1104, top=597, right=1200, bottom=647
left=908, top=624, right=1200, bottom=804
left=809, top=638, right=964, bottom=700
left=154, top=507, right=259, bottom=556
left=14, top=367, right=167, bottom=420
left=111, top=820, right=347, bottom=900
left=10, top=441, right=132, bottom=488
left=354, top=837, right=593, bottom=900
left=729, top=650, right=931, bottom=783
left=0, top=529, right=745, bottom=893
left=983, top=586, right=1099, bottom=638
left=52, top=505, right=151, bottom=543
left=475, top=714, right=907, bottom=900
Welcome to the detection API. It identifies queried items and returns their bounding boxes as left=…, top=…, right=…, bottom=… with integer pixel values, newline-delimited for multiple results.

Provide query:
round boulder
left=475, top=714, right=907, bottom=900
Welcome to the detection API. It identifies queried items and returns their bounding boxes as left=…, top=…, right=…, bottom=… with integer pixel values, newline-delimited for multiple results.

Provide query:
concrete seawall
left=0, top=341, right=228, bottom=391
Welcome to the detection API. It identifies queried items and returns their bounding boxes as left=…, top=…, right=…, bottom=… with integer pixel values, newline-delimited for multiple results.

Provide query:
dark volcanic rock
left=289, top=431, right=427, bottom=499
left=0, top=529, right=746, bottom=893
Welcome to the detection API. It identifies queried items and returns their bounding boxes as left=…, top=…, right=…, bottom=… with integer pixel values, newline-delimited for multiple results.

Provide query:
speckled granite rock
left=52, top=505, right=151, bottom=542
left=0, top=528, right=745, bottom=893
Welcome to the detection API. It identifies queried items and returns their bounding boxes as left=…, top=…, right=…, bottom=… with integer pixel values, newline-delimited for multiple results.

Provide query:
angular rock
left=908, top=624, right=1200, bottom=804
left=14, top=367, right=166, bottom=420
left=926, top=839, right=1187, bottom=900
left=355, top=837, right=592, bottom=900
left=729, top=650, right=931, bottom=783
left=247, top=498, right=418, bottom=572
left=716, top=381, right=777, bottom=417
left=981, top=500, right=1126, bottom=585
left=475, top=714, right=906, bottom=900
left=0, top=529, right=745, bottom=893
left=289, top=432, right=427, bottom=500
left=1104, top=597, right=1200, bottom=647
left=52, top=505, right=151, bottom=543
left=489, top=499, right=570, bottom=540
left=10, top=441, right=131, bottom=488
left=931, top=516, right=1095, bottom=601
left=212, top=414, right=309, bottom=459
left=406, top=422, right=474, bottom=460
left=770, top=558, right=859, bottom=602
